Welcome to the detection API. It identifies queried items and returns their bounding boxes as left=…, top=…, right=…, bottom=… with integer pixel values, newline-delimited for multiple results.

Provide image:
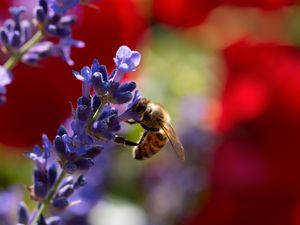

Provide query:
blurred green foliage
left=0, top=146, right=32, bottom=189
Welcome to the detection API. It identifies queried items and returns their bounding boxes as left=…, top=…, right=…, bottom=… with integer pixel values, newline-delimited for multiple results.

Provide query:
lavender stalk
left=21, top=45, right=142, bottom=225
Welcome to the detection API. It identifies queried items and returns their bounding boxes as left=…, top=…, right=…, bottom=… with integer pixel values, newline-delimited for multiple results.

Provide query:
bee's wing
left=158, top=120, right=185, bottom=161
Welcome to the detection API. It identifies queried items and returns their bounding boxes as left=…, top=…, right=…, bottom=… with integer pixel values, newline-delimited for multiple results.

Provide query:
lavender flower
left=118, top=90, right=142, bottom=122
left=0, top=6, right=31, bottom=51
left=0, top=66, right=13, bottom=105
left=34, top=0, right=79, bottom=39
left=25, top=134, right=58, bottom=200
left=32, top=0, right=85, bottom=65
left=20, top=45, right=142, bottom=225
left=73, top=46, right=140, bottom=105
left=25, top=134, right=88, bottom=217
left=113, top=45, right=141, bottom=82
left=0, top=2, right=83, bottom=64
left=21, top=41, right=54, bottom=64
left=62, top=144, right=114, bottom=225
left=48, top=0, right=81, bottom=15
left=25, top=45, right=140, bottom=176
left=18, top=202, right=29, bottom=225
left=52, top=175, right=86, bottom=210
left=53, top=37, right=85, bottom=66
left=22, top=37, right=85, bottom=65
left=0, top=0, right=86, bottom=105
left=37, top=215, right=61, bottom=225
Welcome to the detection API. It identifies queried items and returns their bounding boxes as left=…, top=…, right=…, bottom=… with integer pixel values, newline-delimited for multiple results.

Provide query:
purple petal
left=113, top=46, right=141, bottom=75
left=0, top=86, right=6, bottom=94
left=119, top=63, right=129, bottom=71
left=42, top=134, right=52, bottom=158
left=74, top=40, right=85, bottom=48
left=130, top=51, right=141, bottom=67
left=72, top=70, right=84, bottom=81
left=0, top=66, right=12, bottom=87
left=29, top=41, right=53, bottom=53
left=81, top=66, right=91, bottom=80
left=24, top=152, right=39, bottom=160
left=116, top=45, right=131, bottom=59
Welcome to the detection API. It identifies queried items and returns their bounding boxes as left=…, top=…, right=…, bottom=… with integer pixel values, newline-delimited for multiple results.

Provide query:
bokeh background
left=1, top=0, right=300, bottom=225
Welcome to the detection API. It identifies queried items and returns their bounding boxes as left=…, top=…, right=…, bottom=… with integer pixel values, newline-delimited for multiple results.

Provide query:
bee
left=115, top=98, right=185, bottom=161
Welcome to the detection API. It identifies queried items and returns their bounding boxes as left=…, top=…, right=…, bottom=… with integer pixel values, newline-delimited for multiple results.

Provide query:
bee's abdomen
left=133, top=131, right=167, bottom=160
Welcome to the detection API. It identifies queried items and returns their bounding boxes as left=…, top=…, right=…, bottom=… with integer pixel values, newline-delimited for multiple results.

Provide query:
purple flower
left=52, top=175, right=86, bottom=210
left=25, top=37, right=86, bottom=67
left=0, top=66, right=12, bottom=105
left=54, top=37, right=85, bottom=66
left=22, top=41, right=54, bottom=64
left=118, top=90, right=142, bottom=122
left=75, top=56, right=138, bottom=104
left=61, top=145, right=114, bottom=225
left=25, top=135, right=59, bottom=200
left=20, top=45, right=143, bottom=225
left=48, top=0, right=81, bottom=15
left=18, top=201, right=61, bottom=225
left=113, top=45, right=141, bottom=82
left=18, top=202, right=29, bottom=225
left=53, top=121, right=103, bottom=174
left=34, top=0, right=82, bottom=40
left=38, top=215, right=61, bottom=225
left=9, top=6, right=26, bottom=22
left=54, top=46, right=141, bottom=173
left=0, top=7, right=31, bottom=50
left=0, top=0, right=83, bottom=70
left=90, top=105, right=121, bottom=141
left=107, top=81, right=136, bottom=104
left=90, top=58, right=138, bottom=104
left=0, top=66, right=12, bottom=94
left=72, top=66, right=93, bottom=97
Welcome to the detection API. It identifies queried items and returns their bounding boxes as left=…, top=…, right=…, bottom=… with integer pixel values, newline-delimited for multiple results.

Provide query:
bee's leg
left=140, top=123, right=160, bottom=132
left=138, top=131, right=148, bottom=142
left=114, top=136, right=139, bottom=146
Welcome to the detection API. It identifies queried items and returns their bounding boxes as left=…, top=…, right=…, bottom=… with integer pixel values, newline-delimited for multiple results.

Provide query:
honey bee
left=115, top=98, right=185, bottom=161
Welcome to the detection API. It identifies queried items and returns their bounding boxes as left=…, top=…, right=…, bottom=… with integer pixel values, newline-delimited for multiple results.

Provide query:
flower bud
left=57, top=184, right=74, bottom=198
left=0, top=29, right=8, bottom=45
left=48, top=164, right=57, bottom=188
left=34, top=6, right=46, bottom=23
left=18, top=202, right=29, bottom=225
left=54, top=135, right=66, bottom=158
left=52, top=197, right=69, bottom=210
left=11, top=30, right=21, bottom=47
left=74, top=158, right=94, bottom=170
left=74, top=175, right=87, bottom=189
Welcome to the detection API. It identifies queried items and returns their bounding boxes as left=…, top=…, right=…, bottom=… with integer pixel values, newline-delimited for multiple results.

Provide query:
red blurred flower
left=183, top=40, right=300, bottom=225
left=152, top=0, right=220, bottom=28
left=221, top=0, right=296, bottom=9
left=0, top=0, right=10, bottom=20
left=0, top=0, right=147, bottom=148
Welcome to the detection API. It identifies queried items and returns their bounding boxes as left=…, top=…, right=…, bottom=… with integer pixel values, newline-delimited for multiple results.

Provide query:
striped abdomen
left=133, top=131, right=168, bottom=160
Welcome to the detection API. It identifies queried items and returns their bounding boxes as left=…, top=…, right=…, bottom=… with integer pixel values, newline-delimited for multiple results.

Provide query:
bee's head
left=132, top=98, right=149, bottom=115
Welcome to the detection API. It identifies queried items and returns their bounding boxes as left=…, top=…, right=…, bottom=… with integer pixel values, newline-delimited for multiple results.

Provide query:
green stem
left=85, top=96, right=109, bottom=141
left=3, top=30, right=44, bottom=70
left=88, top=96, right=108, bottom=128
left=29, top=171, right=66, bottom=225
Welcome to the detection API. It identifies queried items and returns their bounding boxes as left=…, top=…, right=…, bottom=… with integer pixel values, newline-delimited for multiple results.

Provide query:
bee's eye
left=135, top=104, right=146, bottom=113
